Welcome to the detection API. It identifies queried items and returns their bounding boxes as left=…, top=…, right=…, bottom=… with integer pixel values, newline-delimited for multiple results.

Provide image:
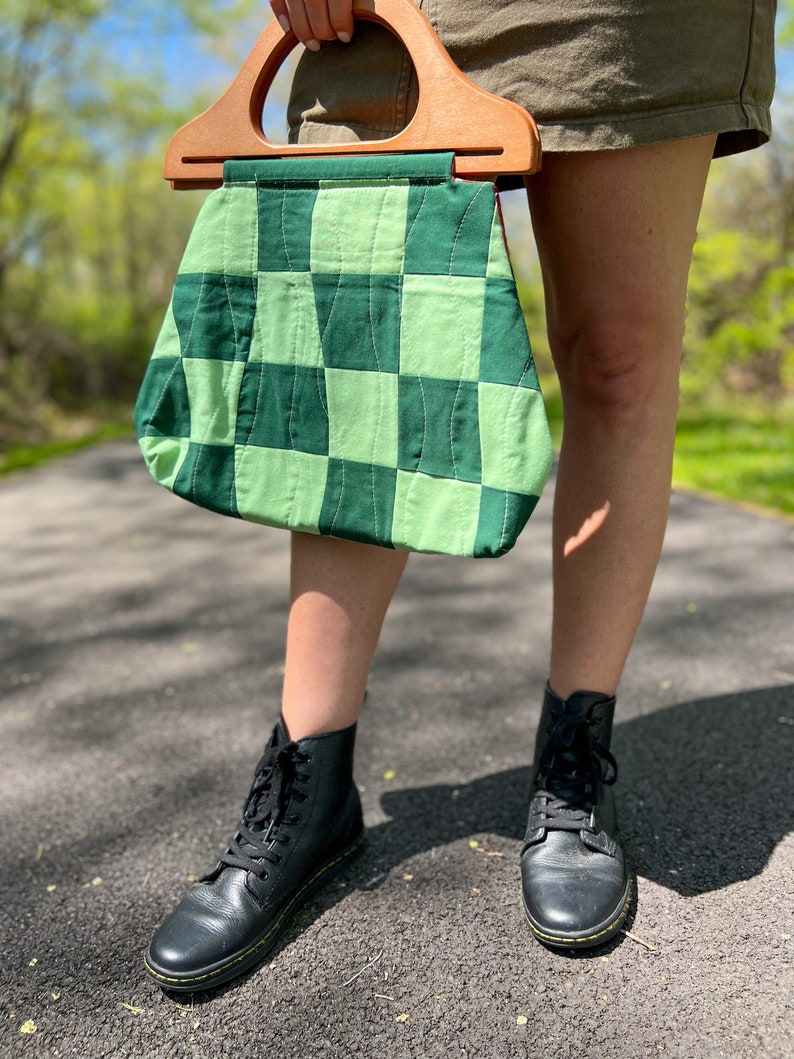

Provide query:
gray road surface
left=1, top=439, right=792, bottom=1058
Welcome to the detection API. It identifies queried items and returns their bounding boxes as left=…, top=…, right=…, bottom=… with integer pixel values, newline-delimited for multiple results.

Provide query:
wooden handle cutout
left=165, top=0, right=541, bottom=187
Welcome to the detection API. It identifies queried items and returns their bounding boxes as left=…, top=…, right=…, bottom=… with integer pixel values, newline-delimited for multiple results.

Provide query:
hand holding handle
left=165, top=0, right=541, bottom=187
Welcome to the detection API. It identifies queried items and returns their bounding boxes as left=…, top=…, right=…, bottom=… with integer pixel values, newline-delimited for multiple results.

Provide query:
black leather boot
left=145, top=719, right=364, bottom=992
left=520, top=685, right=631, bottom=949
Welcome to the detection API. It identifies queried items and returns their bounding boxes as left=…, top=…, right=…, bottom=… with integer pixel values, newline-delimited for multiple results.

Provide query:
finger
left=288, top=1, right=354, bottom=46
left=302, top=0, right=339, bottom=41
left=269, top=1, right=292, bottom=37
left=282, top=1, right=324, bottom=50
left=326, top=0, right=355, bottom=41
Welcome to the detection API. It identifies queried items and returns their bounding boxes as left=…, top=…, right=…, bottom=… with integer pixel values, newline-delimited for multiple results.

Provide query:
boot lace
left=529, top=710, right=617, bottom=834
left=215, top=742, right=311, bottom=879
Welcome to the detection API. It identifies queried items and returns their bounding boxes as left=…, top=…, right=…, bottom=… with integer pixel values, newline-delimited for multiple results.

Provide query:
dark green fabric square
left=172, top=273, right=257, bottom=362
left=403, top=180, right=495, bottom=278
left=235, top=363, right=329, bottom=454
left=319, top=459, right=397, bottom=547
left=135, top=358, right=191, bottom=439
left=474, top=487, right=540, bottom=558
left=313, top=273, right=401, bottom=373
left=479, top=278, right=540, bottom=389
left=257, top=184, right=318, bottom=273
left=398, top=376, right=482, bottom=483
left=173, top=443, right=239, bottom=517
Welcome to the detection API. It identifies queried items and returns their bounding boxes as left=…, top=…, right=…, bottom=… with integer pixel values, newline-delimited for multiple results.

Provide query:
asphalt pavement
left=1, top=438, right=792, bottom=1058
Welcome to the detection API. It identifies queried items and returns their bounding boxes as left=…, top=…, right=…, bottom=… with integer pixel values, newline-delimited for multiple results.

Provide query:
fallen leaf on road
left=120, top=1003, right=148, bottom=1015
left=395, top=1013, right=410, bottom=1023
left=20, top=1021, right=37, bottom=1034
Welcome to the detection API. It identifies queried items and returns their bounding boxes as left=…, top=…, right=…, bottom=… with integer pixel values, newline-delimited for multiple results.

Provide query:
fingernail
left=305, top=38, right=321, bottom=52
left=277, top=14, right=290, bottom=34
left=337, top=31, right=351, bottom=43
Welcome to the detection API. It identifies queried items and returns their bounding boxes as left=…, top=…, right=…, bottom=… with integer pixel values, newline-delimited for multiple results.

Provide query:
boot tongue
left=217, top=742, right=298, bottom=874
left=563, top=690, right=613, bottom=717
left=541, top=693, right=610, bottom=806
left=274, top=716, right=291, bottom=747
left=558, top=690, right=616, bottom=749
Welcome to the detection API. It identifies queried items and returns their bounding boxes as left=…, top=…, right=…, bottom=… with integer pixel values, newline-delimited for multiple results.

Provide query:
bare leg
left=280, top=533, right=408, bottom=739
left=147, top=529, right=398, bottom=989
left=525, top=136, right=716, bottom=699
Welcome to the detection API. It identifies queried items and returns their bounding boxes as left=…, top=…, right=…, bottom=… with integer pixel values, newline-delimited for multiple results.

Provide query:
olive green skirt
left=288, top=0, right=776, bottom=160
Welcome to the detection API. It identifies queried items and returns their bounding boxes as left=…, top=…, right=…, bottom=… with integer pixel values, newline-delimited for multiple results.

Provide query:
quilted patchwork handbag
left=135, top=0, right=553, bottom=558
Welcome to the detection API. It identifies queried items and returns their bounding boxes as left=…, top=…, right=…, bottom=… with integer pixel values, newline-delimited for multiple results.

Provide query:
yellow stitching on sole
left=523, top=882, right=633, bottom=946
left=145, top=832, right=365, bottom=987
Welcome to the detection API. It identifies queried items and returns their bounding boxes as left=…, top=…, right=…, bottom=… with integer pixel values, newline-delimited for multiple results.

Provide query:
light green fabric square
left=234, top=446, right=328, bottom=532
left=478, top=383, right=554, bottom=494
left=179, top=186, right=258, bottom=277
left=392, top=470, right=481, bottom=555
left=310, top=182, right=409, bottom=275
left=325, top=368, right=399, bottom=467
left=150, top=302, right=181, bottom=359
left=249, top=271, right=323, bottom=366
left=485, top=208, right=515, bottom=281
left=399, top=275, right=486, bottom=381
left=183, top=358, right=246, bottom=446
left=138, top=435, right=190, bottom=488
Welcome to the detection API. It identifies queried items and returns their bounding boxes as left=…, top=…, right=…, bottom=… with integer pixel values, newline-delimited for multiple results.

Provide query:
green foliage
left=0, top=0, right=792, bottom=519
left=685, top=145, right=794, bottom=401
left=0, top=0, right=232, bottom=445
left=778, top=0, right=794, bottom=46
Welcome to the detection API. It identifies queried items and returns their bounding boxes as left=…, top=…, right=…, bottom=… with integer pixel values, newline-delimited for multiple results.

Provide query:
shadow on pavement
left=355, top=684, right=794, bottom=896
left=165, top=682, right=794, bottom=1001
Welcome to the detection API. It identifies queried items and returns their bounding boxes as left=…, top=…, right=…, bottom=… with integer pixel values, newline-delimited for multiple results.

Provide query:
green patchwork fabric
left=135, top=153, right=553, bottom=557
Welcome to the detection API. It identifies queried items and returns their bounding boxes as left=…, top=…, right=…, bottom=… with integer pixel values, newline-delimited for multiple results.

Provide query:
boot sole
left=144, top=829, right=366, bottom=993
left=522, top=874, right=633, bottom=951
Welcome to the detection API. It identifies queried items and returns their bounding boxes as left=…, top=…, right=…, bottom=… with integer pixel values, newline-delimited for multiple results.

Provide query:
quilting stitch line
left=403, top=184, right=431, bottom=262
left=448, top=184, right=488, bottom=277
left=365, top=187, right=391, bottom=536
left=189, top=193, right=233, bottom=497
left=314, top=186, right=348, bottom=511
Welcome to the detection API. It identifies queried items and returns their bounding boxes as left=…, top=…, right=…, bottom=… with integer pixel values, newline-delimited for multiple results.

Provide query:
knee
left=548, top=309, right=683, bottom=416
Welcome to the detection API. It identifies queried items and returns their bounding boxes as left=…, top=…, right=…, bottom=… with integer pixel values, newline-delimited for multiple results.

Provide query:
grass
left=0, top=421, right=134, bottom=476
left=673, top=399, right=794, bottom=517
left=0, top=392, right=791, bottom=520
left=540, top=375, right=793, bottom=518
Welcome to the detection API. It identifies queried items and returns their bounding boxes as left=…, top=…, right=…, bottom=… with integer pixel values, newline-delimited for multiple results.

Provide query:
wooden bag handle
left=165, top=0, right=541, bottom=187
